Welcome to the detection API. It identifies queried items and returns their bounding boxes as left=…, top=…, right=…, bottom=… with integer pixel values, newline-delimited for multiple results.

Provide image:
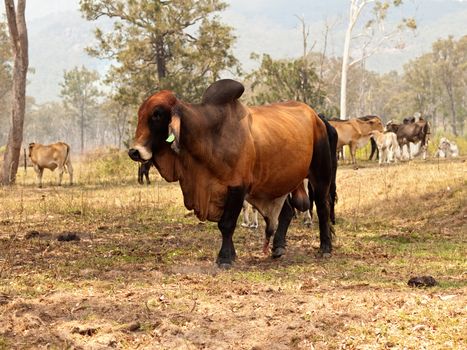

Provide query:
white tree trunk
left=340, top=20, right=353, bottom=120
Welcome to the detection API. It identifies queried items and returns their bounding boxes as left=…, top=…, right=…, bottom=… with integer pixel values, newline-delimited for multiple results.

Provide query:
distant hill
left=27, top=11, right=110, bottom=103
left=25, top=1, right=467, bottom=103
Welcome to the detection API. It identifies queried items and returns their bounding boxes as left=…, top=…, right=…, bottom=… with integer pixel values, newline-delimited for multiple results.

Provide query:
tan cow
left=329, top=116, right=384, bottom=164
left=28, top=142, right=73, bottom=188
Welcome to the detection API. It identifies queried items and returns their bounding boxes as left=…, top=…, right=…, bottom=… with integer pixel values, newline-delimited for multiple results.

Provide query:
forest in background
left=0, top=1, right=466, bottom=153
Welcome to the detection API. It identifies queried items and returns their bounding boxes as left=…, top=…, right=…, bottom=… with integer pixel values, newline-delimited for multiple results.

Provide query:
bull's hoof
left=217, top=262, right=233, bottom=270
left=317, top=249, right=332, bottom=258
left=272, top=247, right=286, bottom=259
left=216, top=255, right=235, bottom=268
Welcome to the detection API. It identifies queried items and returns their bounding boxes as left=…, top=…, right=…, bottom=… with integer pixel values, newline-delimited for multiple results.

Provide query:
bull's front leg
left=217, top=186, right=246, bottom=268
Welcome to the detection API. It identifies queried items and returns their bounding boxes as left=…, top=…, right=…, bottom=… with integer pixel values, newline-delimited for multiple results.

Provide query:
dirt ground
left=0, top=157, right=466, bottom=349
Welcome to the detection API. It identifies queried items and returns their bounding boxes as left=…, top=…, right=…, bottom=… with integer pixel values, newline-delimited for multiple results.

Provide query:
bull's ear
left=202, top=79, right=244, bottom=105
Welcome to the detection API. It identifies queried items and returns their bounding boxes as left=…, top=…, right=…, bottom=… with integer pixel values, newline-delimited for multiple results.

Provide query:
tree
left=0, top=20, right=12, bottom=100
left=247, top=53, right=326, bottom=110
left=246, top=17, right=327, bottom=111
left=99, top=97, right=132, bottom=149
left=339, top=0, right=416, bottom=119
left=0, top=20, right=13, bottom=146
left=60, top=66, right=101, bottom=154
left=432, top=36, right=466, bottom=136
left=1, top=0, right=28, bottom=186
left=79, top=0, right=240, bottom=104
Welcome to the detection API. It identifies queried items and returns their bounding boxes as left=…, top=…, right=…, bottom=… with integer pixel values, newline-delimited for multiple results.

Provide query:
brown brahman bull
left=128, top=79, right=334, bottom=268
left=386, top=117, right=430, bottom=160
left=28, top=142, right=73, bottom=188
left=329, top=116, right=384, bottom=164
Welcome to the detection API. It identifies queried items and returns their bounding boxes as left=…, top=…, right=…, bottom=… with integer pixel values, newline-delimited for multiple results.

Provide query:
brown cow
left=386, top=118, right=430, bottom=160
left=329, top=116, right=383, bottom=164
left=28, top=142, right=73, bottom=188
left=129, top=79, right=334, bottom=268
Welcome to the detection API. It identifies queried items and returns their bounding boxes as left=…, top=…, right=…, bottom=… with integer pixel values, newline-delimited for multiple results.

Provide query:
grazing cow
left=369, top=130, right=401, bottom=165
left=28, top=142, right=73, bottom=188
left=129, top=79, right=334, bottom=268
left=329, top=116, right=384, bottom=164
left=138, top=162, right=152, bottom=185
left=435, top=137, right=459, bottom=158
left=386, top=118, right=430, bottom=160
left=241, top=201, right=259, bottom=229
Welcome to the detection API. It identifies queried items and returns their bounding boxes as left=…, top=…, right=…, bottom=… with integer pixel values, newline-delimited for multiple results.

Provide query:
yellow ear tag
left=166, top=133, right=175, bottom=143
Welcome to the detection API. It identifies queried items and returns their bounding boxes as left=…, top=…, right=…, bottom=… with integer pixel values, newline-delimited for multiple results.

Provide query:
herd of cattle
left=25, top=79, right=460, bottom=268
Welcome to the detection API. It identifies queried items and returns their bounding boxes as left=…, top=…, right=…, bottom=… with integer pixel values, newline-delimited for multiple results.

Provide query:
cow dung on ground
left=408, top=276, right=438, bottom=287
left=57, top=232, right=81, bottom=242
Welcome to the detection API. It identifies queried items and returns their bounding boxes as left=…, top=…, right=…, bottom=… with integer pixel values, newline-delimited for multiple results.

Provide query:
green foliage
left=82, top=148, right=137, bottom=183
left=247, top=53, right=327, bottom=110
left=0, top=21, right=12, bottom=98
left=79, top=0, right=240, bottom=104
left=0, top=21, right=12, bottom=145
left=403, top=35, right=467, bottom=135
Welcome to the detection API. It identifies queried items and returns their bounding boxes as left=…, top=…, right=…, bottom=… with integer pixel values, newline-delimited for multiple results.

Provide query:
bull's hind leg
left=58, top=165, right=64, bottom=186
left=271, top=198, right=295, bottom=258
left=34, top=165, right=43, bottom=188
left=309, top=140, right=333, bottom=256
left=66, top=159, right=73, bottom=185
left=217, top=186, right=246, bottom=268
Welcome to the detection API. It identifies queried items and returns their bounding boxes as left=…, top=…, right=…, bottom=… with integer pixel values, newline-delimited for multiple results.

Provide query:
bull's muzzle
left=128, top=148, right=142, bottom=162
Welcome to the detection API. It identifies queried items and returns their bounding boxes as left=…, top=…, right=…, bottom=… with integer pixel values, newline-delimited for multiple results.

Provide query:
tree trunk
left=2, top=0, right=28, bottom=186
left=340, top=21, right=352, bottom=120
left=446, top=85, right=458, bottom=136
left=155, top=36, right=167, bottom=80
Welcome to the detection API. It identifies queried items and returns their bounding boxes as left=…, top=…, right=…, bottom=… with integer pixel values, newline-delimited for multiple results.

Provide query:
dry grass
left=0, top=150, right=466, bottom=349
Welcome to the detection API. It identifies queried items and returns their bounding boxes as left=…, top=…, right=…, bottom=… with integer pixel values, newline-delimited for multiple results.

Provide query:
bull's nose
left=128, top=148, right=141, bottom=161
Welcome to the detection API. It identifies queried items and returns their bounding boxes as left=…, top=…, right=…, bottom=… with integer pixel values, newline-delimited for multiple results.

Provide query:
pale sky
left=2, top=0, right=466, bottom=102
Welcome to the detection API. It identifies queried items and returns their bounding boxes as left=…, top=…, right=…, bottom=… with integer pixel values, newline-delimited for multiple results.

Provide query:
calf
left=28, top=142, right=73, bottom=188
left=241, top=201, right=259, bottom=229
left=369, top=130, right=401, bottom=165
left=138, top=162, right=152, bottom=185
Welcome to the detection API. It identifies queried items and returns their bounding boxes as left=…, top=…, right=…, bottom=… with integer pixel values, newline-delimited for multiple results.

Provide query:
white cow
left=369, top=130, right=401, bottom=165
left=435, top=137, right=459, bottom=158
left=241, top=201, right=259, bottom=229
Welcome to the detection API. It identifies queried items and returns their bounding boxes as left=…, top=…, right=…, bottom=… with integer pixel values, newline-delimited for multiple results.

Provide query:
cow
left=28, top=142, right=73, bottom=188
left=138, top=162, right=152, bottom=185
left=435, top=137, right=459, bottom=158
left=329, top=116, right=384, bottom=164
left=386, top=118, right=430, bottom=160
left=358, top=115, right=381, bottom=160
left=241, top=201, right=259, bottom=229
left=369, top=130, right=401, bottom=165
left=128, top=79, right=334, bottom=268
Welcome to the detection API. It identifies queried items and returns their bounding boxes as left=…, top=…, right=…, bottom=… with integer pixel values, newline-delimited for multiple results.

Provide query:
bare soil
left=0, top=157, right=466, bottom=349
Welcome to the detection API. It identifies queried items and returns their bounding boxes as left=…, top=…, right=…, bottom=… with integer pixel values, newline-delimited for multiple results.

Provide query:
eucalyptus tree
left=79, top=0, right=240, bottom=104
left=60, top=66, right=101, bottom=153
left=2, top=0, right=28, bottom=186
left=339, top=0, right=416, bottom=119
